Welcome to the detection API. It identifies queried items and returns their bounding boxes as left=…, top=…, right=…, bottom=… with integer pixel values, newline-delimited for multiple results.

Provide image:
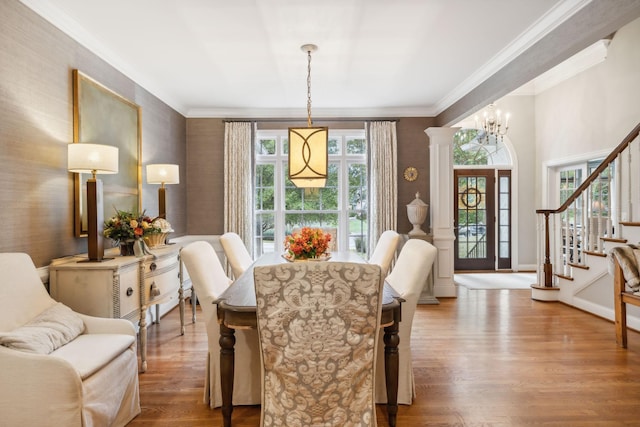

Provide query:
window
left=453, top=128, right=512, bottom=166
left=554, top=157, right=612, bottom=262
left=254, top=129, right=368, bottom=258
left=559, top=167, right=583, bottom=231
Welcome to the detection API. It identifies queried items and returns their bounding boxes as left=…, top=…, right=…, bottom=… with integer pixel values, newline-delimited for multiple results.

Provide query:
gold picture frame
left=72, top=69, right=142, bottom=237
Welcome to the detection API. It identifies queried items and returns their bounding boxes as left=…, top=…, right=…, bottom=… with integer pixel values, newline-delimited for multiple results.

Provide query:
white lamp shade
left=146, top=164, right=180, bottom=185
left=67, top=143, right=118, bottom=174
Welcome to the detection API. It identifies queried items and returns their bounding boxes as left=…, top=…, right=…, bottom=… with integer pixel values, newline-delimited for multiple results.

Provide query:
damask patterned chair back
left=254, top=262, right=383, bottom=427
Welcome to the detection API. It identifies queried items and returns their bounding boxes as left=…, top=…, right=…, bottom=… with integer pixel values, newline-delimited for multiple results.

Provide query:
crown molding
left=19, top=0, right=189, bottom=115
left=186, top=106, right=438, bottom=119
left=432, top=0, right=592, bottom=114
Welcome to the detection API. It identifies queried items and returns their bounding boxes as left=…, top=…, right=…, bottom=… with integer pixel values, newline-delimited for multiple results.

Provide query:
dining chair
left=254, top=262, right=383, bottom=426
left=220, top=232, right=254, bottom=280
left=180, top=241, right=261, bottom=408
left=374, top=238, right=437, bottom=405
left=368, top=230, right=401, bottom=277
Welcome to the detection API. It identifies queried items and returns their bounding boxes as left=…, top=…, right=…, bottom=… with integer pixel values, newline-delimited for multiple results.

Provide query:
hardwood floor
left=129, top=287, right=640, bottom=426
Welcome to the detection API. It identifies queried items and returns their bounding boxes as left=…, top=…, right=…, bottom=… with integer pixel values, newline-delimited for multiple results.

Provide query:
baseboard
left=434, top=283, right=457, bottom=298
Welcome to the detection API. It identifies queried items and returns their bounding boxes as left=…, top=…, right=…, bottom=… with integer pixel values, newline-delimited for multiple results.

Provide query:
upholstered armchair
left=0, top=253, right=140, bottom=426
left=254, top=262, right=383, bottom=426
left=180, top=241, right=261, bottom=408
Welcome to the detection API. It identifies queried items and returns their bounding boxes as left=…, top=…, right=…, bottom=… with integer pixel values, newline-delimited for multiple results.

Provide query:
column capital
left=425, top=126, right=460, bottom=144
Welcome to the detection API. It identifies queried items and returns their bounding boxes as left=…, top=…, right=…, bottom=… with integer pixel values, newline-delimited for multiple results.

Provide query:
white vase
left=407, top=192, right=428, bottom=236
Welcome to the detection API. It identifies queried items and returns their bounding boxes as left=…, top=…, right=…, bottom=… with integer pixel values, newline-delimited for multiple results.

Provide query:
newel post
left=542, top=211, right=553, bottom=287
left=532, top=209, right=560, bottom=301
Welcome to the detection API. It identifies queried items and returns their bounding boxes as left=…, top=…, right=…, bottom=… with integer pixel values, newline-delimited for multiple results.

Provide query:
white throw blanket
left=0, top=302, right=85, bottom=354
left=608, top=244, right=640, bottom=292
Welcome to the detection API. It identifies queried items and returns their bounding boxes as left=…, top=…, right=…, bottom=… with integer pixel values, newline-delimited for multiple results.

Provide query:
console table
left=49, top=245, right=188, bottom=372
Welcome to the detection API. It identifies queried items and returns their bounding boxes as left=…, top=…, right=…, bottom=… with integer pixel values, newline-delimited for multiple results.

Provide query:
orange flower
left=284, top=227, right=332, bottom=260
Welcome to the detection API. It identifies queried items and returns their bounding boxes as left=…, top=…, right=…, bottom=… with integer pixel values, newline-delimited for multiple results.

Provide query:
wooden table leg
left=220, top=324, right=236, bottom=427
left=384, top=309, right=400, bottom=427
left=139, top=305, right=148, bottom=373
left=178, top=284, right=186, bottom=335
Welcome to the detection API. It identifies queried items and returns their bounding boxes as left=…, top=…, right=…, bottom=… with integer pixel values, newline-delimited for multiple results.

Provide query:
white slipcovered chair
left=180, top=241, right=261, bottom=408
left=254, top=262, right=383, bottom=426
left=368, top=230, right=401, bottom=277
left=375, top=239, right=437, bottom=405
left=0, top=253, right=140, bottom=426
left=220, top=232, right=254, bottom=280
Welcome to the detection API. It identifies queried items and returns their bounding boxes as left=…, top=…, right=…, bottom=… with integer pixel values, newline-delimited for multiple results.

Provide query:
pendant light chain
left=306, top=49, right=313, bottom=127
left=287, top=43, right=328, bottom=189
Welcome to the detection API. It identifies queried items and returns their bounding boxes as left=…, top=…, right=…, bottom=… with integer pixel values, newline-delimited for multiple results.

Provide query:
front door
left=455, top=169, right=495, bottom=270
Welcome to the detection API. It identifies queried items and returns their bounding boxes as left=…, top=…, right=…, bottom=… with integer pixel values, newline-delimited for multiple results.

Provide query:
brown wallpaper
left=396, top=117, right=437, bottom=235
left=0, top=1, right=187, bottom=267
left=186, top=118, right=225, bottom=234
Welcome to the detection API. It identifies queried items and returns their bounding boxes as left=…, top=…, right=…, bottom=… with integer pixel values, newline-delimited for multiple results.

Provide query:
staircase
left=534, top=123, right=640, bottom=325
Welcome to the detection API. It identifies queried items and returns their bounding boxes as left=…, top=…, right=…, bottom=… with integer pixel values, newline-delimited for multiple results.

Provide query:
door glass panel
left=456, top=173, right=490, bottom=266
left=497, top=172, right=511, bottom=268
left=454, top=169, right=495, bottom=270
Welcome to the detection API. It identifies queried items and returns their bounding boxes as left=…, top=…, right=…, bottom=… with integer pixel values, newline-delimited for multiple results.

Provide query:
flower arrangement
left=144, top=218, right=174, bottom=248
left=103, top=209, right=161, bottom=244
left=284, top=227, right=332, bottom=260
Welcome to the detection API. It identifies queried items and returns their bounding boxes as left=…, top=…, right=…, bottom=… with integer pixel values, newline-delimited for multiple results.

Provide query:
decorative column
left=425, top=127, right=460, bottom=297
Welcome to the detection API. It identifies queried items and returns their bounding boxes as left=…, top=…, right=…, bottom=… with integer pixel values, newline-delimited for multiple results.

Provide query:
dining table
left=215, top=251, right=403, bottom=427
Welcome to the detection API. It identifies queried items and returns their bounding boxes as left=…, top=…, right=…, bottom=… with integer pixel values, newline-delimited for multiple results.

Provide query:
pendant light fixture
left=474, top=103, right=510, bottom=144
left=288, top=44, right=328, bottom=188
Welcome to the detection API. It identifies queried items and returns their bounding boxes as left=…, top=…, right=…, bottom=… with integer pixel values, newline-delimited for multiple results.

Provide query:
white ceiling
left=20, top=0, right=591, bottom=118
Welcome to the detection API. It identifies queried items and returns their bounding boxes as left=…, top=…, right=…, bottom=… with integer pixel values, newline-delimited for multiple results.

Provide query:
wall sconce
left=288, top=44, right=328, bottom=188
left=146, top=164, right=179, bottom=219
left=68, top=143, right=119, bottom=262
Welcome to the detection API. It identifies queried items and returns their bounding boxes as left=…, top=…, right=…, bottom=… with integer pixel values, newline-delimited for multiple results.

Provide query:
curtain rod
left=223, top=117, right=399, bottom=123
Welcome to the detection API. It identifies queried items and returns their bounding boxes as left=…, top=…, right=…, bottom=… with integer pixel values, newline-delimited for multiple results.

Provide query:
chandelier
left=475, top=103, right=510, bottom=144
left=288, top=44, right=328, bottom=188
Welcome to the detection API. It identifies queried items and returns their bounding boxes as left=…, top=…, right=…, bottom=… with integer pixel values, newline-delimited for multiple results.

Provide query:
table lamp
left=68, top=143, right=119, bottom=262
left=146, top=164, right=179, bottom=219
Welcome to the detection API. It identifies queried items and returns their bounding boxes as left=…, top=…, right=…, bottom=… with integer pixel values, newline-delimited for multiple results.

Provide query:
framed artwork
left=72, top=69, right=142, bottom=237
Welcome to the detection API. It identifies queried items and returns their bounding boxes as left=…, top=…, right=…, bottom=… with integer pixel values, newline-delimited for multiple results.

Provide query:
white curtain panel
left=223, top=121, right=253, bottom=253
left=368, top=121, right=398, bottom=254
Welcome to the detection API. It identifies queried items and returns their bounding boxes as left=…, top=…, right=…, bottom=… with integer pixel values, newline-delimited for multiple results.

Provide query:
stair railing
left=536, top=122, right=640, bottom=287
